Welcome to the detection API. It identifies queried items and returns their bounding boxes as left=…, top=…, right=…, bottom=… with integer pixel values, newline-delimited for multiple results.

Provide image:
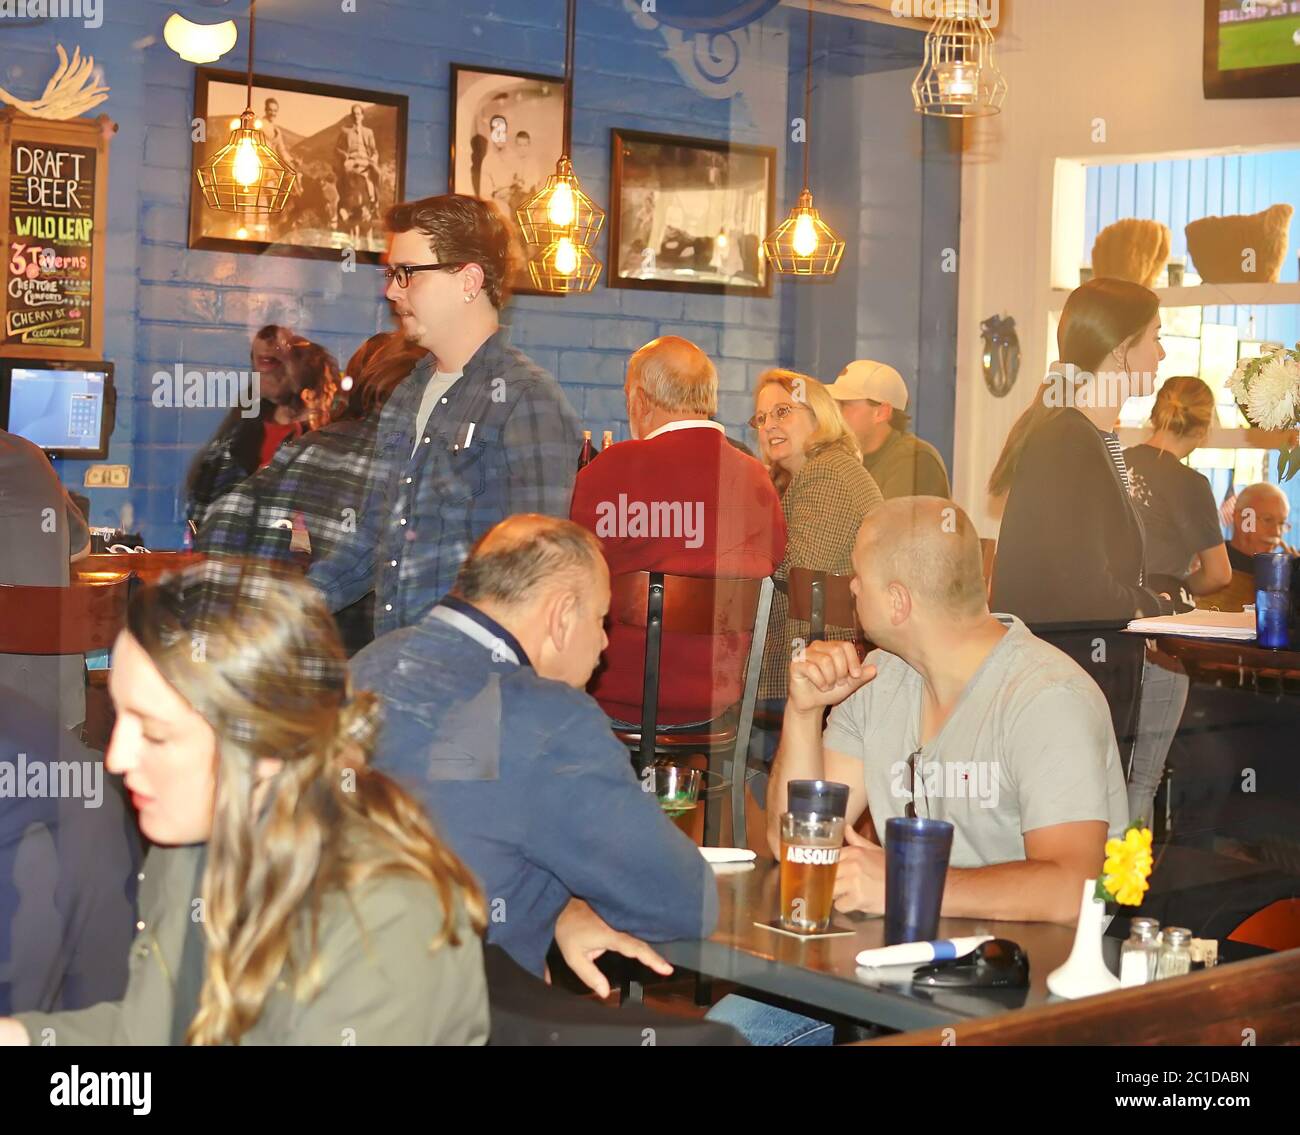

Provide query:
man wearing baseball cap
left=825, top=360, right=950, bottom=500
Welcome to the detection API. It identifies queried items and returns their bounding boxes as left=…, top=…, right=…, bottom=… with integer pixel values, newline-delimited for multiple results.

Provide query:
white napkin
left=699, top=847, right=757, bottom=864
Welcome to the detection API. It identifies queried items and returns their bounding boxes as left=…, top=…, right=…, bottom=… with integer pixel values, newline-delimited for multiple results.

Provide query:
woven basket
left=1186, top=204, right=1294, bottom=284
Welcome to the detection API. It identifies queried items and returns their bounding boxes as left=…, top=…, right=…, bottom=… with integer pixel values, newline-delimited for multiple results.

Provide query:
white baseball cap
left=825, top=360, right=909, bottom=410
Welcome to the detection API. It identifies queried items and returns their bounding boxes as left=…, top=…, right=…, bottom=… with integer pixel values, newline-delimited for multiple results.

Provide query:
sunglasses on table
left=748, top=402, right=810, bottom=430
left=378, top=262, right=467, bottom=288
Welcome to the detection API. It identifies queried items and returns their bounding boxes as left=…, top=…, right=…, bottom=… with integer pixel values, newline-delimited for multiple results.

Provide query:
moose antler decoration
left=0, top=45, right=110, bottom=121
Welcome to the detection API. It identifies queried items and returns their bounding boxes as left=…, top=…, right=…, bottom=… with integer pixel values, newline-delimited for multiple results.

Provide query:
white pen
left=855, top=936, right=993, bottom=968
left=464, top=421, right=475, bottom=447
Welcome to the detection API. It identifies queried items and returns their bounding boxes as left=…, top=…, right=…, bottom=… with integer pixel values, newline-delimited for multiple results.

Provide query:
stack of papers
left=1125, top=609, right=1256, bottom=640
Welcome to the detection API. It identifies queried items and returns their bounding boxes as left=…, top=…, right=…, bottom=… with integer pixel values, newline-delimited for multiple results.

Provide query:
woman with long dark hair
left=989, top=278, right=1173, bottom=777
left=0, top=562, right=487, bottom=1045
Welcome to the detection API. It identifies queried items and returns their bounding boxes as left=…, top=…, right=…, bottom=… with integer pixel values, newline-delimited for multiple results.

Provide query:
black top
left=1228, top=542, right=1254, bottom=573
left=992, top=408, right=1165, bottom=628
left=1123, top=443, right=1225, bottom=580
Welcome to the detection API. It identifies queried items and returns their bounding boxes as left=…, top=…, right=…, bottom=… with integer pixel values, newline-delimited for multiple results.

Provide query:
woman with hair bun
left=0, top=561, right=487, bottom=1046
left=1124, top=375, right=1231, bottom=599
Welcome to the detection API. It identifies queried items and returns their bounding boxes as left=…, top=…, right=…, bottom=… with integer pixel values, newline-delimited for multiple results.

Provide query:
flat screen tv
left=1205, top=0, right=1300, bottom=98
left=0, top=359, right=114, bottom=459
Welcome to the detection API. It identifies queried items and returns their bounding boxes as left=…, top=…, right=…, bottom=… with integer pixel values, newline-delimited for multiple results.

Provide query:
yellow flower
left=1100, top=826, right=1153, bottom=906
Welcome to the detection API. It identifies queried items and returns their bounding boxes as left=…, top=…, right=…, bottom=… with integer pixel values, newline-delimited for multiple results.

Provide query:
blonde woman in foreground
left=0, top=561, right=487, bottom=1046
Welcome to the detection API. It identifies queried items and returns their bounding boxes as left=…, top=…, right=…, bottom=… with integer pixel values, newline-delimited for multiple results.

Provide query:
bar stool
left=608, top=571, right=774, bottom=848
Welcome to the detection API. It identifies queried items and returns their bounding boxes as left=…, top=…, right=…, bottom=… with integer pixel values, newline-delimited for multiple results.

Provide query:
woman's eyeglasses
left=379, top=262, right=467, bottom=289
left=748, top=402, right=805, bottom=430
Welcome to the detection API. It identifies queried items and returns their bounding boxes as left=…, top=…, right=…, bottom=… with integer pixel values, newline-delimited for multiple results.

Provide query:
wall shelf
left=1048, top=281, right=1300, bottom=313
left=1115, top=427, right=1299, bottom=451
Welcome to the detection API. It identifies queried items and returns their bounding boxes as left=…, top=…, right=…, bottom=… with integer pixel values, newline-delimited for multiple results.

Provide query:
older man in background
left=1202, top=481, right=1298, bottom=611
left=570, top=336, right=786, bottom=727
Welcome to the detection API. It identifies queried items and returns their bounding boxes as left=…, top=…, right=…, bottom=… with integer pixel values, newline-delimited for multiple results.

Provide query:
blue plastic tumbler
left=1254, top=552, right=1294, bottom=650
left=884, top=816, right=955, bottom=945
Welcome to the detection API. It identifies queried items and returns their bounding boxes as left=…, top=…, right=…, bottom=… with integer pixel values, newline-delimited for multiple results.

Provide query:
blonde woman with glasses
left=0, top=561, right=488, bottom=1046
left=747, top=370, right=883, bottom=802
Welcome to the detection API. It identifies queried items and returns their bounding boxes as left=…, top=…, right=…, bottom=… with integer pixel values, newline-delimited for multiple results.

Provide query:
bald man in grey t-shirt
left=767, top=496, right=1128, bottom=925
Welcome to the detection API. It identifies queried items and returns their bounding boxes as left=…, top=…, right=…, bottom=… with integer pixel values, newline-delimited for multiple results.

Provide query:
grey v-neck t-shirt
left=822, top=614, right=1129, bottom=869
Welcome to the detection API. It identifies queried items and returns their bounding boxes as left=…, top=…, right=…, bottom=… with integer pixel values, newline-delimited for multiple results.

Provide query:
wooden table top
left=1152, top=633, right=1300, bottom=691
left=658, top=859, right=1080, bottom=1033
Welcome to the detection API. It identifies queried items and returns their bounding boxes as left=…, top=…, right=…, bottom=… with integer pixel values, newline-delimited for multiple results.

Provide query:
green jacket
left=15, top=843, right=488, bottom=1046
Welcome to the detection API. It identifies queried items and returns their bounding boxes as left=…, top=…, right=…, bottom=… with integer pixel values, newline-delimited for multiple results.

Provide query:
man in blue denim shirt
left=351, top=515, right=719, bottom=978
left=309, top=195, right=582, bottom=635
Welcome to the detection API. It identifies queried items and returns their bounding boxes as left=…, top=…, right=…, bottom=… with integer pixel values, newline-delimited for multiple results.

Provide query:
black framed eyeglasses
left=748, top=402, right=806, bottom=430
left=906, top=749, right=928, bottom=820
left=379, top=262, right=467, bottom=288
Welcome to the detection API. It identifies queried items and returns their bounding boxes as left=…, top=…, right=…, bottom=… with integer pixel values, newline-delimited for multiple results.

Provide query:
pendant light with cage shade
left=911, top=0, right=1007, bottom=119
left=762, top=2, right=844, bottom=279
left=196, top=0, right=297, bottom=213
left=515, top=0, right=605, bottom=293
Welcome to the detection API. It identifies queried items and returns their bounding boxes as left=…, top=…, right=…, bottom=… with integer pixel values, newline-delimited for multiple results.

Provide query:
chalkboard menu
left=0, top=112, right=113, bottom=360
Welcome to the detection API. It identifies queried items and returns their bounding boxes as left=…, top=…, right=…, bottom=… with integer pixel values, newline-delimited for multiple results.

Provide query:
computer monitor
left=0, top=359, right=114, bottom=459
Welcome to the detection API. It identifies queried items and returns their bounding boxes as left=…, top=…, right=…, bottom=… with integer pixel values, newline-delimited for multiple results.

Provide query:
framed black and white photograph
left=609, top=129, right=776, bottom=296
left=189, top=69, right=408, bottom=262
left=449, top=64, right=567, bottom=295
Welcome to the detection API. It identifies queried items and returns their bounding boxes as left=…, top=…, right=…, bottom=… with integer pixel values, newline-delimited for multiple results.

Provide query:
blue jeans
left=1126, top=657, right=1189, bottom=830
left=706, top=994, right=834, bottom=1046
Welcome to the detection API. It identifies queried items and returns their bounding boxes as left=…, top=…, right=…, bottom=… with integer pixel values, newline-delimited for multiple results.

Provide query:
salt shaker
left=1156, top=926, right=1193, bottom=980
left=1120, top=917, right=1161, bottom=987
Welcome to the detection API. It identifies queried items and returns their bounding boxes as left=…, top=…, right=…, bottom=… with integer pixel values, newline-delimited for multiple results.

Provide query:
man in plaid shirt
left=309, top=194, right=582, bottom=635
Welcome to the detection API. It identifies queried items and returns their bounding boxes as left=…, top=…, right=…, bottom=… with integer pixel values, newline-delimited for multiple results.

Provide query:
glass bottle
left=1156, top=926, right=1193, bottom=980
left=1119, top=917, right=1161, bottom=987
left=576, top=429, right=595, bottom=470
left=601, top=429, right=614, bottom=452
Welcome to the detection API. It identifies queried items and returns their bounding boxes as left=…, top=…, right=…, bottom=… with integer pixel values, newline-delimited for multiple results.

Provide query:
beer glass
left=779, top=812, right=845, bottom=932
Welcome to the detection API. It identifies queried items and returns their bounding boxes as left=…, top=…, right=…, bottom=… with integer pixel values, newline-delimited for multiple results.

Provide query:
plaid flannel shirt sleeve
left=185, top=434, right=244, bottom=527
left=202, top=426, right=384, bottom=569
left=499, top=377, right=582, bottom=519
left=307, top=399, right=408, bottom=611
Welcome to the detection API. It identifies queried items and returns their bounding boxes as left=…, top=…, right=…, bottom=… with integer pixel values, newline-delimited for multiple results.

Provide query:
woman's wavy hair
left=754, top=368, right=860, bottom=494
left=125, top=560, right=485, bottom=1046
left=987, top=277, right=1159, bottom=497
left=343, top=330, right=428, bottom=419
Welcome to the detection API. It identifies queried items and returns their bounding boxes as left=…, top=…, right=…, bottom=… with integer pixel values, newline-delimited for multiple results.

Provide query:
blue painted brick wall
left=2, top=0, right=955, bottom=545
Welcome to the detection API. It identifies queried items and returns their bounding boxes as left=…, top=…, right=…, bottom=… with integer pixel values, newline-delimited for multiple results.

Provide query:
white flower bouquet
left=1227, top=344, right=1300, bottom=480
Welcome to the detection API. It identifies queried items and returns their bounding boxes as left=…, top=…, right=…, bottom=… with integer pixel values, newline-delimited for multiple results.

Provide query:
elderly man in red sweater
left=571, top=336, right=786, bottom=726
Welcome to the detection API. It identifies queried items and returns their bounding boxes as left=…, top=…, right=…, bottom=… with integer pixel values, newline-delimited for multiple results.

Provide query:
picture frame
left=449, top=63, right=568, bottom=297
left=608, top=128, right=776, bottom=297
left=188, top=68, right=408, bottom=263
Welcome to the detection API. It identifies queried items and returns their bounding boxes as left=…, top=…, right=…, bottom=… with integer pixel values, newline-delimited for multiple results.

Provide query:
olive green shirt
left=14, top=843, right=488, bottom=1046
left=863, top=428, right=950, bottom=500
